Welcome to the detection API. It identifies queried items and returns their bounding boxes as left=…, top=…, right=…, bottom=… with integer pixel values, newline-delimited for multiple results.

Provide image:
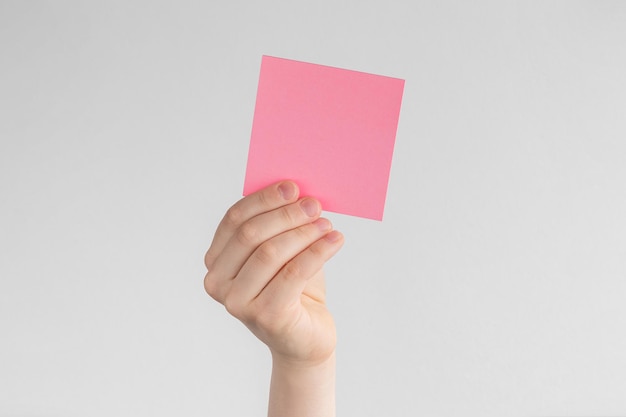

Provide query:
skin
left=204, top=180, right=344, bottom=417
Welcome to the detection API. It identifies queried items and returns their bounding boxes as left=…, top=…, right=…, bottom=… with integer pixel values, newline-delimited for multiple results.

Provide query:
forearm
left=268, top=352, right=336, bottom=417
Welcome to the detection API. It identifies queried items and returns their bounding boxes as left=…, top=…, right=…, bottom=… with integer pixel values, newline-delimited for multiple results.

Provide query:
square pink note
left=243, top=55, right=404, bottom=221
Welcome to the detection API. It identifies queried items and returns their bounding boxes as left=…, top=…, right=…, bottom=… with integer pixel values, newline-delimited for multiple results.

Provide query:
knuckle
left=224, top=294, right=245, bottom=319
left=256, top=188, right=270, bottom=208
left=224, top=297, right=254, bottom=323
left=294, top=224, right=315, bottom=241
left=204, top=251, right=215, bottom=270
left=224, top=296, right=243, bottom=318
left=203, top=271, right=221, bottom=300
left=254, top=241, right=279, bottom=265
left=282, top=261, right=303, bottom=280
left=236, top=222, right=260, bottom=246
left=279, top=205, right=299, bottom=226
left=309, top=242, right=326, bottom=258
left=224, top=205, right=244, bottom=228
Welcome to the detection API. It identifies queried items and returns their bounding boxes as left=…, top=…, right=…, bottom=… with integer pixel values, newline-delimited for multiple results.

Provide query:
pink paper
left=243, top=55, right=404, bottom=221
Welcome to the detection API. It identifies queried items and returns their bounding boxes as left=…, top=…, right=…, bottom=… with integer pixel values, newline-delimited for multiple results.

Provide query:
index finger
left=204, top=180, right=300, bottom=269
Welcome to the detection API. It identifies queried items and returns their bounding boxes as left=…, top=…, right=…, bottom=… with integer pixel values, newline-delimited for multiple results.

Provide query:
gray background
left=1, top=1, right=625, bottom=416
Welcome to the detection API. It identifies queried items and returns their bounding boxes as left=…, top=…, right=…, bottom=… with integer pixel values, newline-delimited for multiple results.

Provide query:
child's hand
left=204, top=181, right=344, bottom=366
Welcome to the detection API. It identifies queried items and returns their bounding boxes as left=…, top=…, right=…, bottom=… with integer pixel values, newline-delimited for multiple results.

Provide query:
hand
left=204, top=181, right=344, bottom=366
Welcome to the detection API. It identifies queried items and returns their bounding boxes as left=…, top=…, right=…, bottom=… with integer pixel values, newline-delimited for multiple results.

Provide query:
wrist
left=268, top=351, right=336, bottom=417
left=271, top=348, right=336, bottom=370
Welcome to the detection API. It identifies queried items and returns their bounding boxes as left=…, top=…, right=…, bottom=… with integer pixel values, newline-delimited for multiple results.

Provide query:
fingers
left=226, top=218, right=334, bottom=306
left=204, top=181, right=300, bottom=269
left=254, top=231, right=344, bottom=312
left=205, top=197, right=323, bottom=302
left=203, top=180, right=344, bottom=326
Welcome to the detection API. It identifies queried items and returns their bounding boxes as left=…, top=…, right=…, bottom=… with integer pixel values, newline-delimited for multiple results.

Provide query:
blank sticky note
left=243, top=55, right=404, bottom=221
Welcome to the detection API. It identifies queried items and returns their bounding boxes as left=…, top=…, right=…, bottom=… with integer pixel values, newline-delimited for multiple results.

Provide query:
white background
left=1, top=1, right=625, bottom=416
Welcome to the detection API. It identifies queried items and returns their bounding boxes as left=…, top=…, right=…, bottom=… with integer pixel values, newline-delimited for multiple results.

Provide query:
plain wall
left=1, top=1, right=625, bottom=416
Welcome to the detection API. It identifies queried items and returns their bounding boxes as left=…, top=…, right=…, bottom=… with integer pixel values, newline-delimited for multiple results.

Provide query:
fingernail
left=300, top=198, right=320, bottom=217
left=314, top=218, right=332, bottom=232
left=325, top=231, right=342, bottom=243
left=278, top=182, right=297, bottom=200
